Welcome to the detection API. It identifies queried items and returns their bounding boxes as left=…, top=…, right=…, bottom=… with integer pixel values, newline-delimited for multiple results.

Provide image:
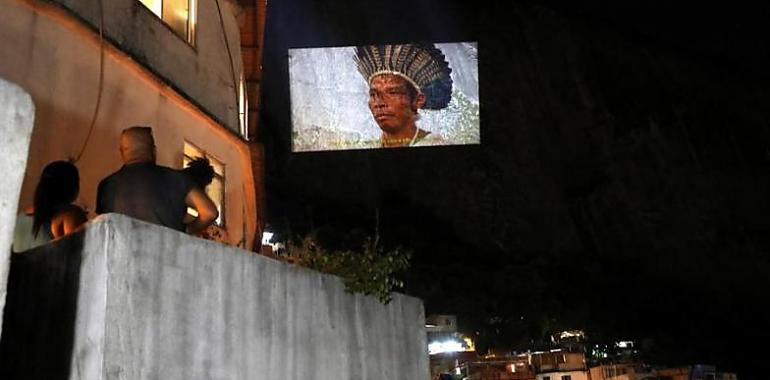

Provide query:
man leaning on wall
left=96, top=126, right=218, bottom=234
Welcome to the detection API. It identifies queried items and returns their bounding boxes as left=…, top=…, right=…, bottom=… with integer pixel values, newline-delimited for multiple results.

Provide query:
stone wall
left=0, top=214, right=429, bottom=380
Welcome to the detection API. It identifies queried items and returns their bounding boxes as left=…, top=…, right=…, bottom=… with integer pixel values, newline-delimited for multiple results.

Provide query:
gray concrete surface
left=1, top=214, right=429, bottom=380
left=0, top=77, right=35, bottom=338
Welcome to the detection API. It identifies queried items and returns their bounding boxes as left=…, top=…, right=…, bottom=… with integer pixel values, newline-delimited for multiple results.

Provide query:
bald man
left=96, top=126, right=218, bottom=234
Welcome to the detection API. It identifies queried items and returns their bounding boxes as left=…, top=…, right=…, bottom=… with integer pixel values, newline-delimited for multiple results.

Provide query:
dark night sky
left=258, top=1, right=770, bottom=377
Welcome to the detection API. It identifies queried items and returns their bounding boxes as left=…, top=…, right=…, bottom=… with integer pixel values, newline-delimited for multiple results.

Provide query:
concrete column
left=0, top=78, right=34, bottom=338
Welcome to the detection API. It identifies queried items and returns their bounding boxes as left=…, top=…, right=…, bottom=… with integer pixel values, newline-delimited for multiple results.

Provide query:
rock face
left=260, top=0, right=770, bottom=375
left=0, top=214, right=428, bottom=380
left=0, top=78, right=35, bottom=339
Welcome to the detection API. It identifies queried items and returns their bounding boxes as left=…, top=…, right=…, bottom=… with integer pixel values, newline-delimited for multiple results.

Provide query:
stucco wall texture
left=51, top=0, right=244, bottom=132
left=0, top=214, right=429, bottom=380
left=0, top=78, right=35, bottom=339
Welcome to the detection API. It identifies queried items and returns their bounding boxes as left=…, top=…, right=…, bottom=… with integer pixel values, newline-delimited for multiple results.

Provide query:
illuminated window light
left=428, top=340, right=464, bottom=355
left=261, top=231, right=274, bottom=246
left=239, top=74, right=249, bottom=139
left=137, top=0, right=197, bottom=44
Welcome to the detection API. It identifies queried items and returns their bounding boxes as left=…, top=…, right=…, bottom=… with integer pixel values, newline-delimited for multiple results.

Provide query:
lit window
left=183, top=142, right=225, bottom=226
left=239, top=74, right=249, bottom=139
left=138, top=0, right=197, bottom=44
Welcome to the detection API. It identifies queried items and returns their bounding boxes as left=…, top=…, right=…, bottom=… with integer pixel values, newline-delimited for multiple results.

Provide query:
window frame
left=137, top=0, right=197, bottom=45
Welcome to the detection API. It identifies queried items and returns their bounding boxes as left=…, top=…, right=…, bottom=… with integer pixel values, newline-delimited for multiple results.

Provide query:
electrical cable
left=75, top=0, right=105, bottom=163
left=214, top=0, right=241, bottom=130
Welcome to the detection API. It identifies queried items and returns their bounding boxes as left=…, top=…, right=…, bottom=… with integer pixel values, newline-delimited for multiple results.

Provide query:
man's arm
left=185, top=187, right=218, bottom=235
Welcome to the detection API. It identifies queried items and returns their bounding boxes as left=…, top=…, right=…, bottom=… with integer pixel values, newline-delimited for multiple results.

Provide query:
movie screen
left=289, top=42, right=479, bottom=151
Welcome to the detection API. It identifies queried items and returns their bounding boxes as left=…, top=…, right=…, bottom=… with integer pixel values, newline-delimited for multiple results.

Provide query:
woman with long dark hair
left=12, top=161, right=87, bottom=252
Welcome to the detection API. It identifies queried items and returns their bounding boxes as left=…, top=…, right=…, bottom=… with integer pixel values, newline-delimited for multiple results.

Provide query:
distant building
left=430, top=351, right=478, bottom=380
left=535, top=370, right=588, bottom=380
left=589, top=363, right=654, bottom=380
left=589, top=340, right=639, bottom=364
left=551, top=330, right=587, bottom=353
left=445, top=350, right=595, bottom=380
left=459, top=358, right=535, bottom=380
left=427, top=314, right=478, bottom=379
left=655, top=365, right=738, bottom=380
left=530, top=351, right=587, bottom=373
left=427, top=314, right=459, bottom=334
left=426, top=314, right=475, bottom=354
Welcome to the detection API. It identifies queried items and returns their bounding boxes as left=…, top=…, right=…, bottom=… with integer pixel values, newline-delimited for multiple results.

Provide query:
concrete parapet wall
left=0, top=214, right=429, bottom=379
left=0, top=77, right=35, bottom=339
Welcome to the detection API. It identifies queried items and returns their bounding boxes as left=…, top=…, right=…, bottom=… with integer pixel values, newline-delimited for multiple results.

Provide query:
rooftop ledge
left=0, top=213, right=428, bottom=380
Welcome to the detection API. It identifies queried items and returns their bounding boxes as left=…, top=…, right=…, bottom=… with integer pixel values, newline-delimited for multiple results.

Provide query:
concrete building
left=535, top=370, right=588, bottom=380
left=655, top=365, right=738, bottom=380
left=530, top=351, right=589, bottom=380
left=589, top=363, right=653, bottom=380
left=0, top=0, right=264, bottom=248
left=457, top=356, right=536, bottom=380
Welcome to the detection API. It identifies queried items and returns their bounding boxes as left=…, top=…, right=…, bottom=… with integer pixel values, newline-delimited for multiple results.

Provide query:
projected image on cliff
left=289, top=42, right=480, bottom=151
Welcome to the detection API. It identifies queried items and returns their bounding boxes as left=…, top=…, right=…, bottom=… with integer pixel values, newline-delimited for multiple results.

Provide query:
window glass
left=239, top=75, right=249, bottom=139
left=163, top=0, right=190, bottom=39
left=138, top=0, right=195, bottom=44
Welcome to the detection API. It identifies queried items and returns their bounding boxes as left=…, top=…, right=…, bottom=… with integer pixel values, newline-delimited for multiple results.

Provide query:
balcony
left=0, top=214, right=428, bottom=379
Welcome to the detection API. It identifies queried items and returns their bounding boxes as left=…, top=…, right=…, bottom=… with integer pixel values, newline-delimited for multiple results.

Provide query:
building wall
left=535, top=370, right=589, bottom=380
left=50, top=0, right=244, bottom=133
left=589, top=364, right=642, bottom=380
left=0, top=0, right=257, bottom=248
left=531, top=352, right=586, bottom=373
left=0, top=214, right=430, bottom=379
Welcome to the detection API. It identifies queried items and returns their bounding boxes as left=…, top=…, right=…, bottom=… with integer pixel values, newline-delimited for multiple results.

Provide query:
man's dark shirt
left=96, top=162, right=194, bottom=231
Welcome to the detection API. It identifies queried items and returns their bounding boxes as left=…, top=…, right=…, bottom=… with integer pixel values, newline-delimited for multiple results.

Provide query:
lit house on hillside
left=0, top=0, right=265, bottom=248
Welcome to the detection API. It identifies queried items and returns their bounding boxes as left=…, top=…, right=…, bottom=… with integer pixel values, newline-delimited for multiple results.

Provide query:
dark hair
left=404, top=80, right=419, bottom=103
left=33, top=161, right=80, bottom=237
left=183, top=157, right=215, bottom=189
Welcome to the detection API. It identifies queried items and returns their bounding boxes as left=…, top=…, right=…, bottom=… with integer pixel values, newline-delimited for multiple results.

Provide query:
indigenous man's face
left=368, top=74, right=418, bottom=134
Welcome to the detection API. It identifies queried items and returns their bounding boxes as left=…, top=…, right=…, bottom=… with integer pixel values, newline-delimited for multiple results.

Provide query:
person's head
left=367, top=73, right=426, bottom=135
left=354, top=44, right=453, bottom=137
left=32, top=160, right=80, bottom=236
left=183, top=157, right=215, bottom=189
left=120, top=126, right=156, bottom=164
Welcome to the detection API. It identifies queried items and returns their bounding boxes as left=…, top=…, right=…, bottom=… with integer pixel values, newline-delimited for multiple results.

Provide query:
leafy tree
left=287, top=232, right=410, bottom=304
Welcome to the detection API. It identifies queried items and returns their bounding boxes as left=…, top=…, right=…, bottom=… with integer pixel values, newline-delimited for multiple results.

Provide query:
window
left=561, top=376, right=572, bottom=380
left=183, top=142, right=225, bottom=226
left=543, top=377, right=550, bottom=380
left=239, top=74, right=249, bottom=139
left=138, top=0, right=197, bottom=44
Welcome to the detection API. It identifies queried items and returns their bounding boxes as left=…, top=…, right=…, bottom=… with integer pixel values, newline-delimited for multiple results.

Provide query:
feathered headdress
left=354, top=44, right=453, bottom=110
